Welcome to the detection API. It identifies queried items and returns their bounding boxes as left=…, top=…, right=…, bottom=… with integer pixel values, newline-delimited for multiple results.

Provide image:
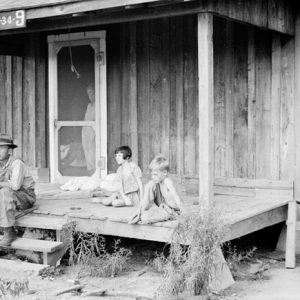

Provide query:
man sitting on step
left=0, top=133, right=36, bottom=247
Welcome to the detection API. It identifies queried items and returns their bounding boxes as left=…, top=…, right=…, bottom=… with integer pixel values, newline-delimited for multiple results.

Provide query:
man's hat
left=0, top=133, right=17, bottom=149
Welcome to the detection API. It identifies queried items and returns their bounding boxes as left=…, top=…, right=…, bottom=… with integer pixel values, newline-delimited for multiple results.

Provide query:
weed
left=64, top=223, right=131, bottom=278
left=156, top=207, right=228, bottom=297
left=224, top=244, right=257, bottom=279
left=147, top=251, right=168, bottom=273
left=0, top=278, right=28, bottom=298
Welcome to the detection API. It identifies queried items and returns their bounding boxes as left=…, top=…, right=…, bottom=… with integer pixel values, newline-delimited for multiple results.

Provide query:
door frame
left=47, top=31, right=107, bottom=183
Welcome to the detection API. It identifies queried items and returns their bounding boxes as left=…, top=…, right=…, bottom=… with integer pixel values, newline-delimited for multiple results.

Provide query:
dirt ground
left=1, top=230, right=300, bottom=300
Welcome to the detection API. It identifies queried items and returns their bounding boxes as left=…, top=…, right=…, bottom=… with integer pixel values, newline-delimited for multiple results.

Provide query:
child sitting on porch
left=129, top=154, right=186, bottom=224
left=101, top=146, right=143, bottom=207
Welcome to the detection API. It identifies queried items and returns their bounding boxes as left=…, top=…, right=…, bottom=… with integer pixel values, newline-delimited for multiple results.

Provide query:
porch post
left=197, top=13, right=214, bottom=207
left=286, top=10, right=300, bottom=268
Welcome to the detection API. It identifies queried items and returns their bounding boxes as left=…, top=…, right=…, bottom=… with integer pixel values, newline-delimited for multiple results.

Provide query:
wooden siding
left=214, top=18, right=295, bottom=180
left=0, top=34, right=47, bottom=168
left=0, top=15, right=295, bottom=182
left=107, top=17, right=199, bottom=175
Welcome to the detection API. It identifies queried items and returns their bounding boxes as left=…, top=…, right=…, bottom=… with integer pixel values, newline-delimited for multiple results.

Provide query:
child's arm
left=164, top=178, right=187, bottom=213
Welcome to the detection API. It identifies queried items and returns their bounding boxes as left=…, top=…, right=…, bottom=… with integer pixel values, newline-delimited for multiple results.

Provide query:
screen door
left=48, top=31, right=107, bottom=183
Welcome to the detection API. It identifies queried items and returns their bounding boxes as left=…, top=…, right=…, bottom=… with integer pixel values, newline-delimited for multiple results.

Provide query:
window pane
left=58, top=126, right=95, bottom=176
left=57, top=45, right=95, bottom=121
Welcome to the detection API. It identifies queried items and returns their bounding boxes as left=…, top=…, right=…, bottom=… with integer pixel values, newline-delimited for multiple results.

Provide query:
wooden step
left=0, top=236, right=63, bottom=253
left=15, top=214, right=67, bottom=231
left=0, top=258, right=48, bottom=275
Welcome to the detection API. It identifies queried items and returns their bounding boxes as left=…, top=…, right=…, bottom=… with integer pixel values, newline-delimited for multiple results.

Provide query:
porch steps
left=0, top=214, right=69, bottom=266
left=0, top=235, right=65, bottom=265
left=15, top=214, right=67, bottom=231
left=0, top=236, right=63, bottom=253
left=0, top=258, right=48, bottom=275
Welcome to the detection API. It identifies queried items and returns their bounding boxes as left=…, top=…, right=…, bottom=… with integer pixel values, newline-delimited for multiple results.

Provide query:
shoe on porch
left=0, top=227, right=17, bottom=247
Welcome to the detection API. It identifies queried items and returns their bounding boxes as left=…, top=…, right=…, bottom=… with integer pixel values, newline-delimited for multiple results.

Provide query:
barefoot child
left=102, top=146, right=143, bottom=207
left=129, top=155, right=186, bottom=224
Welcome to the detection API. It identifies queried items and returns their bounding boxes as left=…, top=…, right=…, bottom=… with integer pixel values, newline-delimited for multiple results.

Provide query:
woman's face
left=87, top=86, right=95, bottom=102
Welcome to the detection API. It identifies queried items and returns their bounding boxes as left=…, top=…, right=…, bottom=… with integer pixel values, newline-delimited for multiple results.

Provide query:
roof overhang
left=0, top=0, right=296, bottom=36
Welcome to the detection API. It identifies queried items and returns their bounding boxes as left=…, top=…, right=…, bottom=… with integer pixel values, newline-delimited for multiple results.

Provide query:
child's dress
left=115, top=161, right=142, bottom=206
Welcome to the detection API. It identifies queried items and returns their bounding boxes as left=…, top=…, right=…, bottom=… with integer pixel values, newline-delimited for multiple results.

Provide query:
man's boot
left=0, top=227, right=17, bottom=247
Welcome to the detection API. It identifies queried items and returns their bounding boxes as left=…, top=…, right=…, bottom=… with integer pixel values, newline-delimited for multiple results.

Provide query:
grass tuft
left=64, top=222, right=131, bottom=278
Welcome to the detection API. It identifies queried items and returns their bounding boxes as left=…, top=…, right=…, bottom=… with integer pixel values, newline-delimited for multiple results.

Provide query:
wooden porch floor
left=31, top=183, right=289, bottom=243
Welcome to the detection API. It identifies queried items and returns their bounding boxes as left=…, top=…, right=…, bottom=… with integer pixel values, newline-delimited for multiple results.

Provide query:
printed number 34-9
left=1, top=11, right=25, bottom=26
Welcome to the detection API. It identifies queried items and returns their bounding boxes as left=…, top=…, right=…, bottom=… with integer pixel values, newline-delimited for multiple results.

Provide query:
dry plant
left=64, top=222, right=131, bottom=278
left=0, top=278, right=28, bottom=299
left=156, top=206, right=228, bottom=297
left=224, top=244, right=257, bottom=279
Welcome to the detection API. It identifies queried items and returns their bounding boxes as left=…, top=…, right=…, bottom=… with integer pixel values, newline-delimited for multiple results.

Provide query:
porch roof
left=1, top=0, right=164, bottom=14
left=0, top=0, right=295, bottom=36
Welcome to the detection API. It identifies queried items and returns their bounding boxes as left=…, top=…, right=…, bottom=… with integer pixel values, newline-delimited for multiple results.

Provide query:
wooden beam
left=197, top=13, right=214, bottom=207
left=26, top=0, right=164, bottom=20
left=294, top=11, right=300, bottom=203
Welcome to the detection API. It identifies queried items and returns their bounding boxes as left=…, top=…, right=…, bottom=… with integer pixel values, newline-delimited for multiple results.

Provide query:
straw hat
left=0, top=133, right=17, bottom=148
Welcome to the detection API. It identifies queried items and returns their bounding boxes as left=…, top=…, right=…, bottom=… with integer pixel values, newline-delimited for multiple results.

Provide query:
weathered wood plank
left=149, top=18, right=163, bottom=158
left=107, top=25, right=121, bottom=173
left=22, top=35, right=36, bottom=166
left=129, top=22, right=138, bottom=164
left=214, top=177, right=293, bottom=189
left=35, top=35, right=47, bottom=168
left=213, top=18, right=227, bottom=178
left=120, top=24, right=130, bottom=146
left=12, top=56, right=23, bottom=158
left=183, top=16, right=197, bottom=176
left=226, top=205, right=287, bottom=242
left=270, top=32, right=281, bottom=180
left=280, top=36, right=295, bottom=180
left=224, top=21, right=234, bottom=178
left=255, top=30, right=272, bottom=178
left=247, top=27, right=256, bottom=179
left=294, top=12, right=300, bottom=204
left=233, top=24, right=248, bottom=178
left=198, top=13, right=214, bottom=206
left=0, top=56, right=6, bottom=132
left=169, top=17, right=181, bottom=175
left=136, top=20, right=150, bottom=173
left=160, top=18, right=170, bottom=161
left=5, top=56, right=12, bottom=136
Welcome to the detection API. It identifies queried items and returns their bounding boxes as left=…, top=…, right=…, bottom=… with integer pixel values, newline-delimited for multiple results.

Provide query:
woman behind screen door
left=82, top=83, right=96, bottom=175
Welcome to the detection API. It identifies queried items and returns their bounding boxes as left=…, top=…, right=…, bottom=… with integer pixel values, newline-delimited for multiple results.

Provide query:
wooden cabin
left=0, top=0, right=300, bottom=272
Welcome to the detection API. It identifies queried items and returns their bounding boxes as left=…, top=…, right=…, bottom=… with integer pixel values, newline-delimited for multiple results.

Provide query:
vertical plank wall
left=214, top=17, right=295, bottom=180
left=0, top=16, right=295, bottom=182
left=108, top=16, right=294, bottom=180
left=107, top=17, right=199, bottom=176
left=0, top=33, right=47, bottom=168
